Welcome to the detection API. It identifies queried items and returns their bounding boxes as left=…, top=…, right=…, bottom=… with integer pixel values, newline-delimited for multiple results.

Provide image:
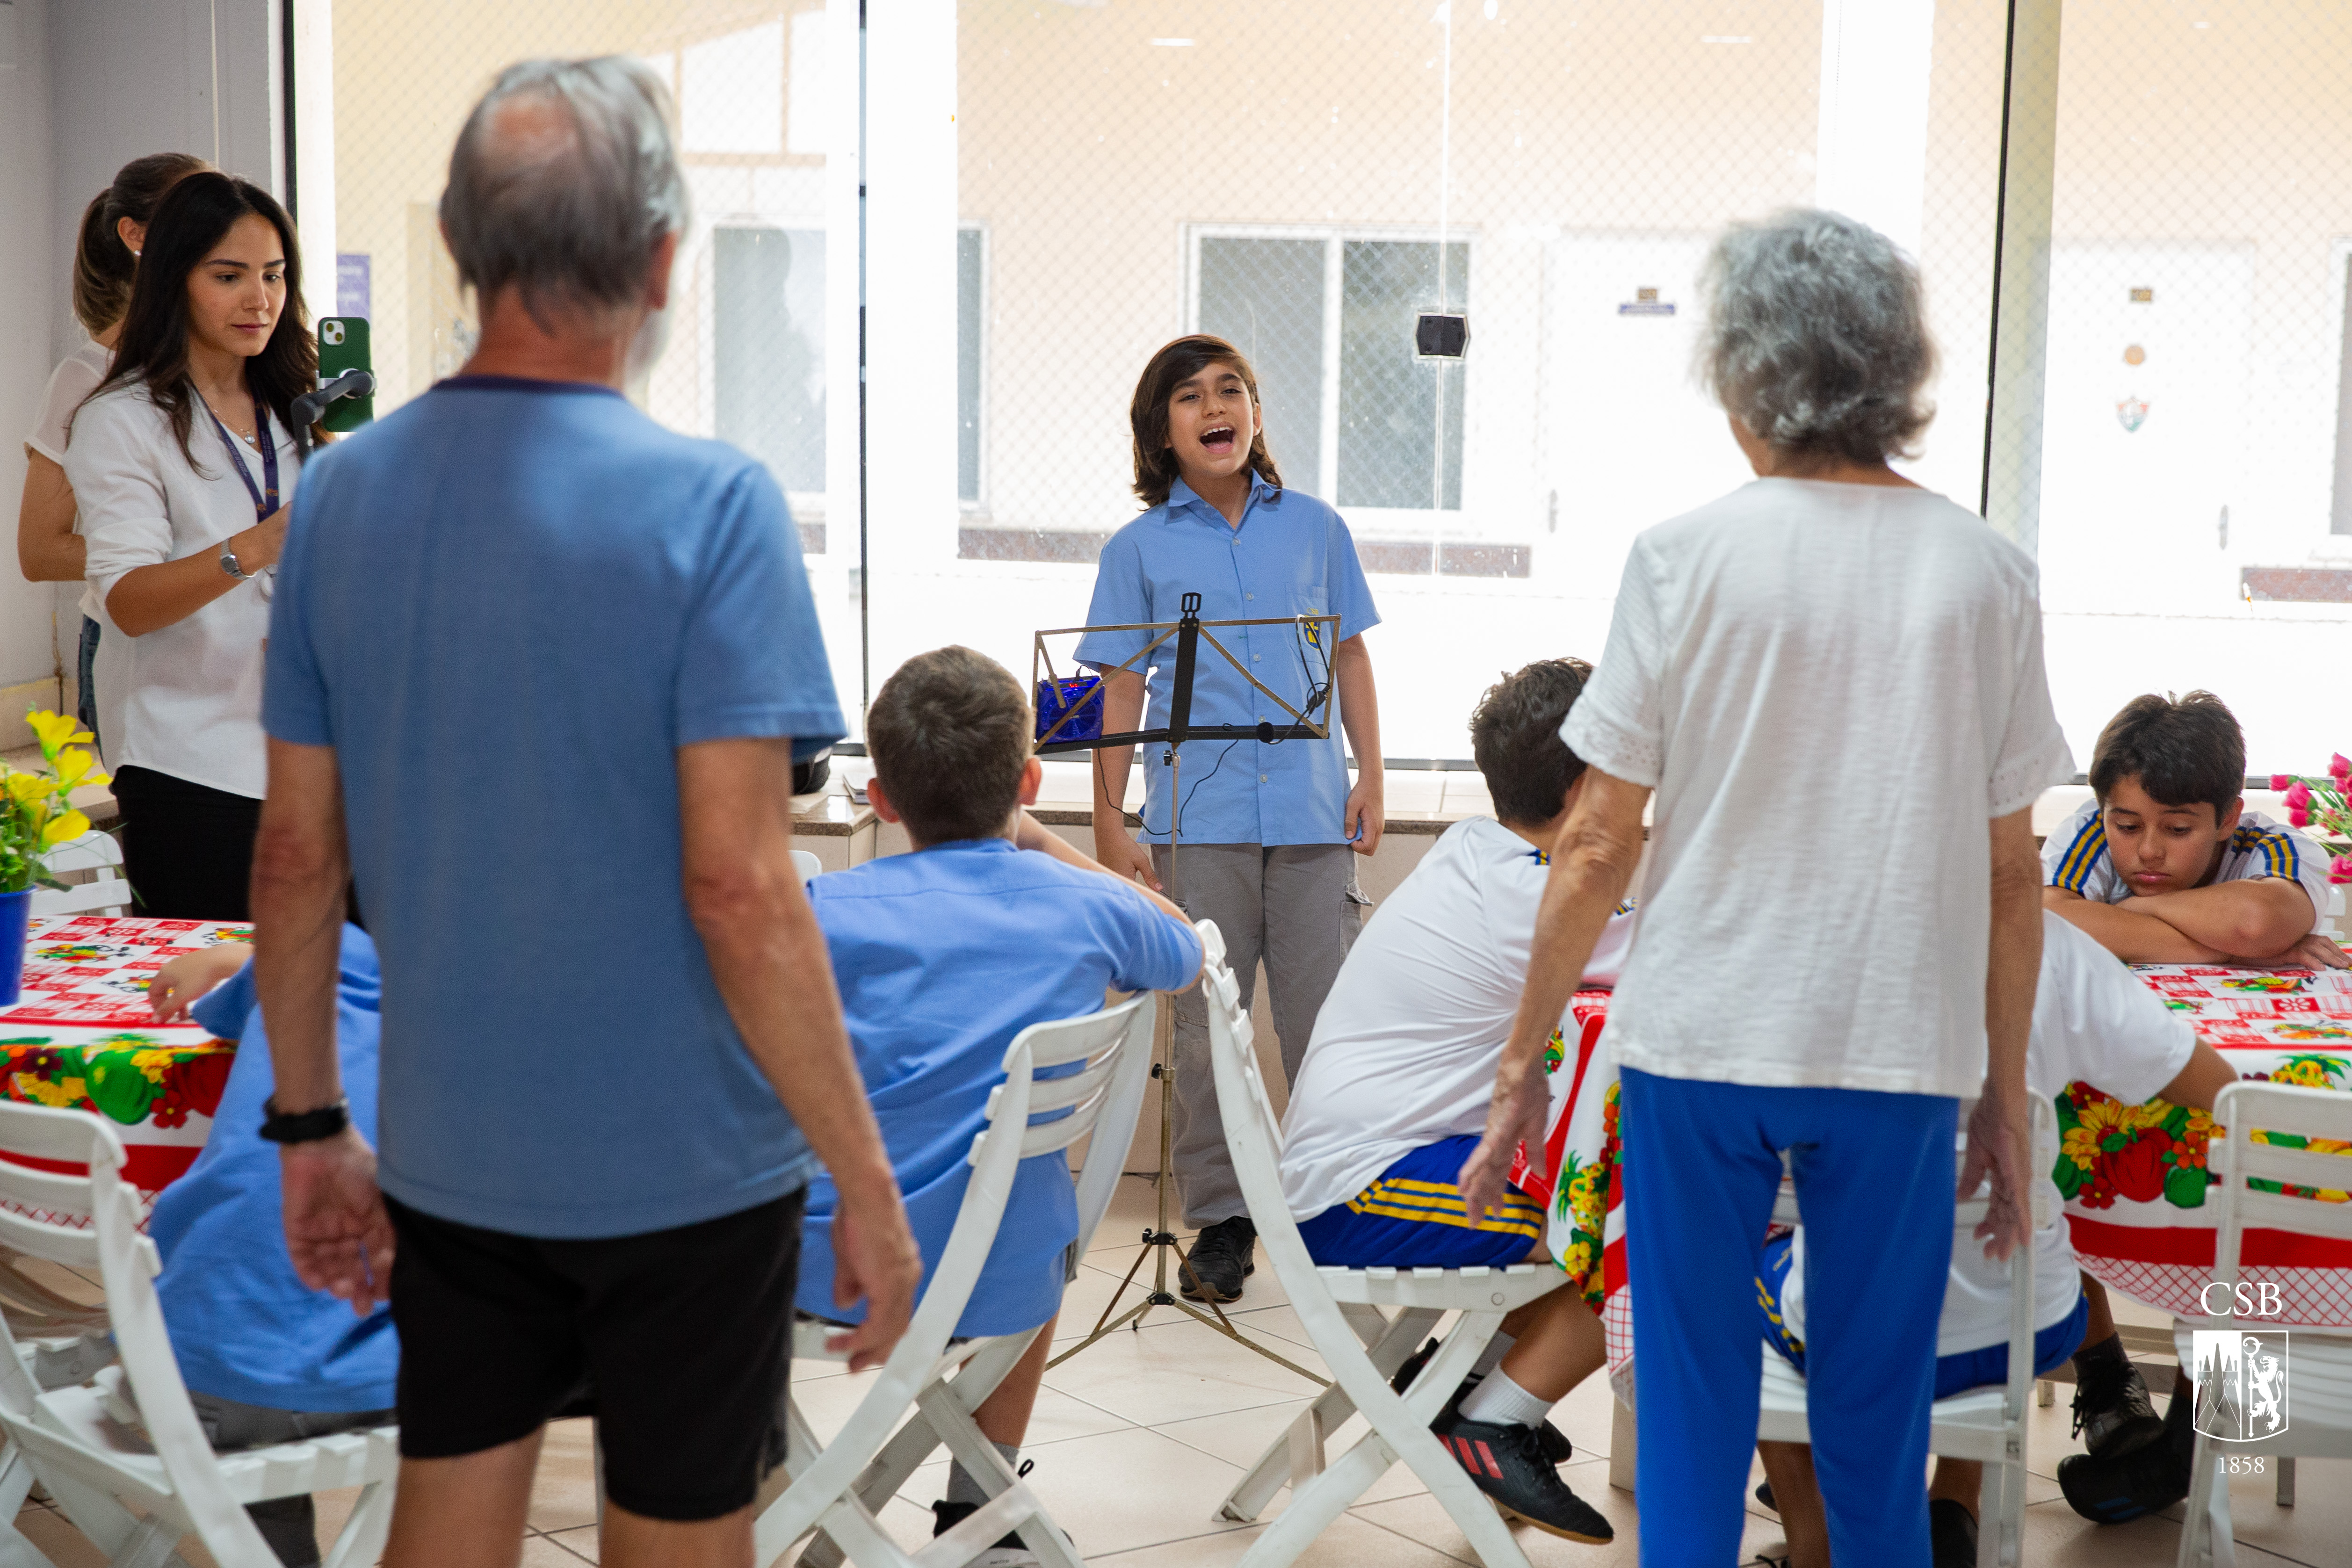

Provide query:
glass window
left=713, top=227, right=825, bottom=500
left=958, top=226, right=986, bottom=505
left=1338, top=239, right=1469, bottom=513
left=1197, top=236, right=1328, bottom=499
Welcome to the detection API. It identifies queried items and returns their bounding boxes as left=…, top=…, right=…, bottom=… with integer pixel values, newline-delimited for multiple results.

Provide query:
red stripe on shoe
left=1475, top=1439, right=1504, bottom=1479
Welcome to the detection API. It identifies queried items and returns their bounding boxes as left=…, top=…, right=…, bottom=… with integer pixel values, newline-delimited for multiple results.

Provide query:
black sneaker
left=1429, top=1409, right=1613, bottom=1543
left=1389, top=1337, right=1574, bottom=1466
left=930, top=1499, right=1041, bottom=1568
left=2056, top=1378, right=2193, bottom=1523
left=1754, top=1479, right=1776, bottom=1512
left=1180, top=1216, right=1256, bottom=1302
left=1929, top=1498, right=1978, bottom=1568
left=2072, top=1355, right=2165, bottom=1459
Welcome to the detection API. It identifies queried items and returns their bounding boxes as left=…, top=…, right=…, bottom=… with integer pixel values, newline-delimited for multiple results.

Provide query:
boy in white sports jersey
left=2043, top=690, right=2339, bottom=970
left=2040, top=690, right=2344, bottom=1476
left=1281, top=658, right=1636, bottom=1545
left=1753, top=912, right=2239, bottom=1566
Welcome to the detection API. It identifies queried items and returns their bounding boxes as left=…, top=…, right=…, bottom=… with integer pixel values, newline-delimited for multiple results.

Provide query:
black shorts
left=385, top=1189, right=804, bottom=1521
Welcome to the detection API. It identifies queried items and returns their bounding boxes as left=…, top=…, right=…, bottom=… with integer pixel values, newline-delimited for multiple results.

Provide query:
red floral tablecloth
left=1507, top=962, right=2352, bottom=1392
left=0, top=915, right=247, bottom=1194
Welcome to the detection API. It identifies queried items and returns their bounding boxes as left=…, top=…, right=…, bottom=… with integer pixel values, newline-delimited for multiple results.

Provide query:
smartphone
left=314, top=317, right=375, bottom=433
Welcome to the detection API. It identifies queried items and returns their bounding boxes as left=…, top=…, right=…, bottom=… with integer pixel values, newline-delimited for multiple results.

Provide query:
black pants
left=112, top=765, right=262, bottom=920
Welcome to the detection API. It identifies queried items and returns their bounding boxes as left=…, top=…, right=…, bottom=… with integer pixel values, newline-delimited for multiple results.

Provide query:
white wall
left=0, top=0, right=62, bottom=704
left=1, top=0, right=282, bottom=731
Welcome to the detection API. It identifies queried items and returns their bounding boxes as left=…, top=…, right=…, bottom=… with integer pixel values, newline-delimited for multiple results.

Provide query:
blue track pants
left=1619, top=1067, right=1957, bottom=1568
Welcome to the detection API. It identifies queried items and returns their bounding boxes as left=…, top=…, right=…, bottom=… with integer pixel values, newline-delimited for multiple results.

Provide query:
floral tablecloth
left=1507, top=963, right=2352, bottom=1392
left=0, top=915, right=247, bottom=1194
left=2061, top=962, right=2352, bottom=1329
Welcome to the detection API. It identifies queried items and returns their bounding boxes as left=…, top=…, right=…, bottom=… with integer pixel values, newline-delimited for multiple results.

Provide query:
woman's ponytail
left=71, top=189, right=135, bottom=337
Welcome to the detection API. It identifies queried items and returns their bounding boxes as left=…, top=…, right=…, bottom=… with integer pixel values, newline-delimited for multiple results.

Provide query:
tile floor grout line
left=1341, top=1500, right=1486, bottom=1568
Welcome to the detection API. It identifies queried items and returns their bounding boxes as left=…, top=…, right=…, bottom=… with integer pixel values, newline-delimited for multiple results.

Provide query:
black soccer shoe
left=1754, top=1479, right=1777, bottom=1512
left=1430, top=1409, right=1614, bottom=1544
left=1389, top=1337, right=1574, bottom=1465
left=2056, top=1379, right=2193, bottom=1523
left=1180, top=1216, right=1257, bottom=1303
left=931, top=1499, right=1044, bottom=1568
left=2072, top=1356, right=2166, bottom=1460
left=1929, top=1498, right=1979, bottom=1568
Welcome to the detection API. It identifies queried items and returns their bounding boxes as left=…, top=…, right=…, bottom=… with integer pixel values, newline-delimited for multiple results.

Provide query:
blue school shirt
left=798, top=840, right=1201, bottom=1337
left=1075, top=477, right=1380, bottom=846
left=149, top=928, right=397, bottom=1414
left=264, top=377, right=844, bottom=1238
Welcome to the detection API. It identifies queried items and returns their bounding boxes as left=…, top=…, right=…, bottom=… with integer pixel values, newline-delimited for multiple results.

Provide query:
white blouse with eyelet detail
left=68, top=380, right=302, bottom=800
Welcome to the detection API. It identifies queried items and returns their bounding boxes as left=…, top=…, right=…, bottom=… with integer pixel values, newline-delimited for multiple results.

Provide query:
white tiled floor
left=12, top=1185, right=2347, bottom=1566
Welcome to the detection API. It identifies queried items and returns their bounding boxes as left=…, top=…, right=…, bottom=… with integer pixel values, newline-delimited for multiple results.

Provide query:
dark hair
left=1470, top=658, right=1596, bottom=827
left=2089, top=691, right=2246, bottom=818
left=71, top=152, right=212, bottom=335
left=85, top=172, right=319, bottom=465
left=867, top=647, right=1033, bottom=846
left=1129, top=335, right=1283, bottom=508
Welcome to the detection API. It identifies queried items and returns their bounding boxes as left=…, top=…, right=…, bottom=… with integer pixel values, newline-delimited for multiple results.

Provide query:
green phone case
left=314, top=317, right=374, bottom=433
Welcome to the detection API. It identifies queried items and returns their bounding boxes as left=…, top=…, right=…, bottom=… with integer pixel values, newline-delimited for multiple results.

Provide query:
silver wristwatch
left=219, top=546, right=253, bottom=582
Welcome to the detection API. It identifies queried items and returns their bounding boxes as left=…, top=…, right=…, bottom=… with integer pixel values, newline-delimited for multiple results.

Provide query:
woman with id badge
left=71, top=173, right=321, bottom=918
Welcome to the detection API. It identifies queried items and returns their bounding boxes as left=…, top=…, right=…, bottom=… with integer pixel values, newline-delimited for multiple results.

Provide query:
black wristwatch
left=259, top=1098, right=350, bottom=1145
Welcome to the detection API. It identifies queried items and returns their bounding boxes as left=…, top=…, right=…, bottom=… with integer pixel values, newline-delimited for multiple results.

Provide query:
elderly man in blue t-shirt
left=247, top=58, right=919, bottom=1568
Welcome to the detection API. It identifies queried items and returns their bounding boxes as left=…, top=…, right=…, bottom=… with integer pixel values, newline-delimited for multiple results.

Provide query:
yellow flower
left=1563, top=1240, right=1594, bottom=1284
left=51, top=748, right=107, bottom=792
left=24, top=710, right=93, bottom=760
left=12, top=1073, right=87, bottom=1108
left=2121, top=1099, right=2172, bottom=1132
left=2062, top=1127, right=2102, bottom=1172
left=39, top=809, right=90, bottom=848
left=4, top=773, right=50, bottom=808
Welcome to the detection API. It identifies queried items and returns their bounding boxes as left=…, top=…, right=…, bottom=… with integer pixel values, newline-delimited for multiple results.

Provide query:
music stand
left=1034, top=593, right=1335, bottom=1382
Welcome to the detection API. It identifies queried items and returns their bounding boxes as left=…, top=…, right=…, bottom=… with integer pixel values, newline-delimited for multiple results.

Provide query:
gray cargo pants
left=1153, top=842, right=1366, bottom=1227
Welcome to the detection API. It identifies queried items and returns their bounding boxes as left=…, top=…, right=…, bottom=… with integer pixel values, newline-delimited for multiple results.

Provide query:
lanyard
left=206, top=394, right=280, bottom=523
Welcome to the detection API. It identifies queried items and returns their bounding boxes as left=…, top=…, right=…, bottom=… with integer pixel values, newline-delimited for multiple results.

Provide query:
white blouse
left=68, top=381, right=303, bottom=800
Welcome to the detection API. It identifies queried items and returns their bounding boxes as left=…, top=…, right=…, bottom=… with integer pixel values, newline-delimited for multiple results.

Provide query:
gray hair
left=441, top=57, right=689, bottom=322
left=1696, top=209, right=1936, bottom=464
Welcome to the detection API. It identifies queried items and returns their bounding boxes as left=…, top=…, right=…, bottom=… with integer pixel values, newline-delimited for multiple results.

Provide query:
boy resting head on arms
left=2044, top=690, right=2344, bottom=968
left=798, top=646, right=1201, bottom=1561
left=1280, top=658, right=1635, bottom=1546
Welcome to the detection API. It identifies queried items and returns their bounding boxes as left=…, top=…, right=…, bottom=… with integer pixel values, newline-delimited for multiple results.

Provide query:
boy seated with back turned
left=2040, top=689, right=2344, bottom=1461
left=1281, top=658, right=1636, bottom=1546
left=797, top=647, right=1202, bottom=1565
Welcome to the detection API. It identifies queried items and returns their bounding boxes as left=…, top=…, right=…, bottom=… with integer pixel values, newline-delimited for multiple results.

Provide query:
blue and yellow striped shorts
left=1296, top=1134, right=1547, bottom=1269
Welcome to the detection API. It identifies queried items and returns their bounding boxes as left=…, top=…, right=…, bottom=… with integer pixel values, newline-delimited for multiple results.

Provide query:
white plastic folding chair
left=794, top=850, right=824, bottom=884
left=1754, top=1095, right=2056, bottom=1568
left=27, top=831, right=131, bottom=919
left=2176, top=1080, right=2352, bottom=1568
left=0, top=1101, right=397, bottom=1568
left=757, top=990, right=1160, bottom=1568
left=1200, top=920, right=1564, bottom=1568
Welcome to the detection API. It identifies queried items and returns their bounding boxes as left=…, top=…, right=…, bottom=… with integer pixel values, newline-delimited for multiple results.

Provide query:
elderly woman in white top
left=1456, top=211, right=2073, bottom=1567
left=67, top=171, right=317, bottom=919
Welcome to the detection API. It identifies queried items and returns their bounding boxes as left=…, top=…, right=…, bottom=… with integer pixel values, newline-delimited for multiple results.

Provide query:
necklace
left=199, top=389, right=255, bottom=440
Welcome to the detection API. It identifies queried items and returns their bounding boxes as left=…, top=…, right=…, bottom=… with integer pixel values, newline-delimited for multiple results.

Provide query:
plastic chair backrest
left=2209, top=1081, right=2352, bottom=1298
left=1196, top=921, right=1331, bottom=1287
left=793, top=850, right=822, bottom=883
left=28, top=831, right=130, bottom=918
left=0, top=1100, right=280, bottom=1557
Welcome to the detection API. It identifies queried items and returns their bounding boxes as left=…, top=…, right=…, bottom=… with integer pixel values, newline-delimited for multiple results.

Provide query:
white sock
left=946, top=1440, right=1020, bottom=1509
left=1470, top=1332, right=1515, bottom=1380
left=1459, top=1367, right=1555, bottom=1429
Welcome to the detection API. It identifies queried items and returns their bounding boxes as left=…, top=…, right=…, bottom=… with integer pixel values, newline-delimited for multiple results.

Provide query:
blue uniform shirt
left=150, top=927, right=397, bottom=1414
left=798, top=840, right=1201, bottom=1338
left=264, top=377, right=845, bottom=1237
left=1075, top=477, right=1380, bottom=846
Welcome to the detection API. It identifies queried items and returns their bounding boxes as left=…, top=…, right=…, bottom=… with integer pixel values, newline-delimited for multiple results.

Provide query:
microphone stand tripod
left=1033, top=595, right=1335, bottom=1382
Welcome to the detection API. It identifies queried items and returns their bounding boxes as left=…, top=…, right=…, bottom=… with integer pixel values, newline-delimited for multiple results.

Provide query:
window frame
left=1185, top=222, right=1477, bottom=528
left=958, top=219, right=990, bottom=512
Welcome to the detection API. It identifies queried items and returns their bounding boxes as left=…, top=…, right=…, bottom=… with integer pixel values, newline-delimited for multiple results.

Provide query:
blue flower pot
left=0, top=888, right=30, bottom=1009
